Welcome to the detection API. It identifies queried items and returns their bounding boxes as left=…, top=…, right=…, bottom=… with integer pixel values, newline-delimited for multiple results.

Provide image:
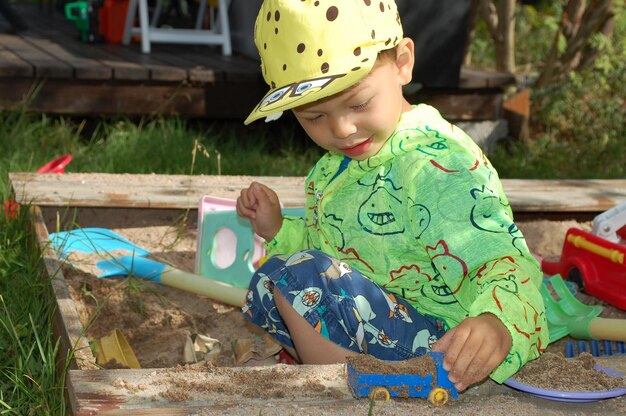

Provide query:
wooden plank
left=98, top=43, right=190, bottom=82
left=10, top=172, right=626, bottom=214
left=164, top=43, right=260, bottom=83
left=63, top=357, right=626, bottom=415
left=23, top=11, right=150, bottom=81
left=459, top=67, right=515, bottom=89
left=20, top=33, right=112, bottom=80
left=67, top=365, right=354, bottom=415
left=9, top=172, right=304, bottom=208
left=0, top=79, right=205, bottom=116
left=147, top=45, right=218, bottom=83
left=30, top=206, right=97, bottom=371
left=23, top=4, right=188, bottom=82
left=412, top=89, right=503, bottom=121
left=0, top=33, right=73, bottom=78
left=503, top=89, right=531, bottom=142
left=0, top=42, right=34, bottom=77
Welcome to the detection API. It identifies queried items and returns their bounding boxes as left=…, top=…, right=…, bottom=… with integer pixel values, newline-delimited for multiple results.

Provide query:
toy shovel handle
left=98, top=256, right=247, bottom=307
left=569, top=317, right=626, bottom=342
left=159, top=265, right=247, bottom=308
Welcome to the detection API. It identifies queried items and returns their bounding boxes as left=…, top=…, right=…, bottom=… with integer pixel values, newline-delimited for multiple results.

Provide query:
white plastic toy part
left=592, top=199, right=626, bottom=244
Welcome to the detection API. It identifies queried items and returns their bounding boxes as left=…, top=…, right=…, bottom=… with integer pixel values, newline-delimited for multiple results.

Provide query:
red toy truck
left=542, top=228, right=626, bottom=310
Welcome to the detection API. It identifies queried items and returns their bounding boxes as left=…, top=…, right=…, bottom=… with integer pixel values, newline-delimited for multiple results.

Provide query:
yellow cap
left=245, top=0, right=403, bottom=124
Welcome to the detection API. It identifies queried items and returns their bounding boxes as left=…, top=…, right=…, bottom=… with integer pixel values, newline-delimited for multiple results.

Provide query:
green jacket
left=265, top=104, right=548, bottom=382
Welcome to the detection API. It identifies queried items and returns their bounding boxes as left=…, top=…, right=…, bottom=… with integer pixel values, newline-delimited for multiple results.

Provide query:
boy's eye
left=351, top=100, right=370, bottom=111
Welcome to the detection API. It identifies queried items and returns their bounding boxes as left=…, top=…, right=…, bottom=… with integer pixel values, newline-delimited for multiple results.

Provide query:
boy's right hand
left=236, top=182, right=283, bottom=241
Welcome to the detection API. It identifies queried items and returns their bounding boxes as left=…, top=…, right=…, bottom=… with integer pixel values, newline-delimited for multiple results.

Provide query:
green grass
left=0, top=110, right=322, bottom=193
left=0, top=205, right=69, bottom=415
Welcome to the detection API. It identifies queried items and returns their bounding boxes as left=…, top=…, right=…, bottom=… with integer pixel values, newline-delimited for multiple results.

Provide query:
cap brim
left=244, top=53, right=376, bottom=125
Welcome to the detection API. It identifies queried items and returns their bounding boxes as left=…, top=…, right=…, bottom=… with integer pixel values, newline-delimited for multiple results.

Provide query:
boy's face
left=292, top=51, right=412, bottom=161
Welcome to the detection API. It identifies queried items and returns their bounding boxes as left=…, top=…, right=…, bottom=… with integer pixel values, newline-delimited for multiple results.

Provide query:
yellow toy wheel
left=428, top=387, right=449, bottom=406
left=369, top=387, right=390, bottom=401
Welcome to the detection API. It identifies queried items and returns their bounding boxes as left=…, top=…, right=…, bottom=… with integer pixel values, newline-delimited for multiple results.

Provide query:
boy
left=237, top=0, right=547, bottom=392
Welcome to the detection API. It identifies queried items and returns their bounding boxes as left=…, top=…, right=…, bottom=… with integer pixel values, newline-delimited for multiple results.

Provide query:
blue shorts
left=242, top=249, right=446, bottom=361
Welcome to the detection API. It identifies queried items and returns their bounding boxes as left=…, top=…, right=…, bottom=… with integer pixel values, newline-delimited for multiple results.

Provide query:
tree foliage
left=466, top=0, right=620, bottom=85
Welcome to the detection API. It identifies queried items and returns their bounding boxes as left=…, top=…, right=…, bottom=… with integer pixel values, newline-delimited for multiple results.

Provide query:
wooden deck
left=0, top=3, right=513, bottom=120
left=0, top=3, right=267, bottom=118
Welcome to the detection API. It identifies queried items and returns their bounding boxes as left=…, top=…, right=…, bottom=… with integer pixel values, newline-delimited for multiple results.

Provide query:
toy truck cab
left=542, top=228, right=626, bottom=310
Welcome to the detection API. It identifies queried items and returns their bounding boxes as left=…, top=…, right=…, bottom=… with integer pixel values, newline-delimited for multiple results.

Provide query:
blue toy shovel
left=97, top=255, right=247, bottom=307
left=49, top=227, right=151, bottom=261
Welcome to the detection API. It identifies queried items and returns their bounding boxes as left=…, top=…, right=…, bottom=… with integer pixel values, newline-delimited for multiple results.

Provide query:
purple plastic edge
left=503, top=365, right=626, bottom=402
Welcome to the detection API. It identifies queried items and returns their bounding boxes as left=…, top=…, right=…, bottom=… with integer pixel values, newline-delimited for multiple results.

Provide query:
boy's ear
left=395, top=37, right=415, bottom=86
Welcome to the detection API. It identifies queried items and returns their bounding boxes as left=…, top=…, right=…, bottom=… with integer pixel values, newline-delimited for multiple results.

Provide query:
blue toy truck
left=346, top=351, right=458, bottom=406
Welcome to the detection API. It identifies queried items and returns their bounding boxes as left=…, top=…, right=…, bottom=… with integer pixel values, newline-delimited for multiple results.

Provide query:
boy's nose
left=330, top=116, right=357, bottom=140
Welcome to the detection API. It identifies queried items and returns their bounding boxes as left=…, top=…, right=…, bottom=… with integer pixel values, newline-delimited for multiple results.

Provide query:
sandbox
left=10, top=172, right=626, bottom=415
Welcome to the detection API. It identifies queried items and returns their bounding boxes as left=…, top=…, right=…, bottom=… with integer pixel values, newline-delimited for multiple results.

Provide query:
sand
left=43, top=207, right=626, bottom=414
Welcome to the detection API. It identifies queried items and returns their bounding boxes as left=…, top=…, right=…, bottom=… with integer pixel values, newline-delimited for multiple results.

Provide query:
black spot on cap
left=326, top=6, right=338, bottom=21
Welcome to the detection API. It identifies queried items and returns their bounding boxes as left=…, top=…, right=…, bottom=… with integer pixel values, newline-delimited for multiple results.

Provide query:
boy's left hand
left=431, top=313, right=511, bottom=391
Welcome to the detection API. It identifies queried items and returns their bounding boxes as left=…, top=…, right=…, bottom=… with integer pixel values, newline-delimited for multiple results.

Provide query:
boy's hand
left=431, top=313, right=511, bottom=391
left=236, top=182, right=283, bottom=241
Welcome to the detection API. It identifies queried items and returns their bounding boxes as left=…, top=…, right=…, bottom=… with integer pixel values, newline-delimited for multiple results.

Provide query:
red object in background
left=4, top=155, right=73, bottom=220
left=99, top=0, right=129, bottom=44
left=36, top=154, right=73, bottom=174
left=3, top=199, right=19, bottom=220
left=276, top=350, right=297, bottom=365
left=542, top=227, right=626, bottom=310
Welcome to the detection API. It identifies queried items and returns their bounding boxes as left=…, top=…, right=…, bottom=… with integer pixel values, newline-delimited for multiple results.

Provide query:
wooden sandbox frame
left=9, top=172, right=626, bottom=415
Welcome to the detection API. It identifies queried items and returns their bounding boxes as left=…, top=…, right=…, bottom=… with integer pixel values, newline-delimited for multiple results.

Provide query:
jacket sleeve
left=264, top=215, right=308, bottom=257
left=402, top=117, right=548, bottom=383
left=468, top=253, right=547, bottom=382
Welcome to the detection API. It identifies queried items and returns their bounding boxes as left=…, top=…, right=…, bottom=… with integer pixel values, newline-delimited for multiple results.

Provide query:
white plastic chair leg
left=122, top=0, right=137, bottom=45
left=150, top=0, right=163, bottom=28
left=217, top=0, right=231, bottom=56
left=137, top=0, right=151, bottom=53
left=195, top=0, right=207, bottom=30
left=122, top=0, right=231, bottom=55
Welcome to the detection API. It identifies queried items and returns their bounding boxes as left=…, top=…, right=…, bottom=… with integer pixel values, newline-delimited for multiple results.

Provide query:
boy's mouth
left=340, top=137, right=373, bottom=157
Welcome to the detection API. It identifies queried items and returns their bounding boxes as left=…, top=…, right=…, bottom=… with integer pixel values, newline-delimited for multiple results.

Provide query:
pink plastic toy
left=194, top=196, right=303, bottom=288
